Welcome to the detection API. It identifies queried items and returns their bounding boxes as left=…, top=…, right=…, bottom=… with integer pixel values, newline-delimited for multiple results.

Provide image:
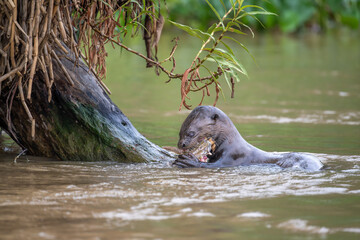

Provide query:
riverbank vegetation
left=168, top=0, right=360, bottom=33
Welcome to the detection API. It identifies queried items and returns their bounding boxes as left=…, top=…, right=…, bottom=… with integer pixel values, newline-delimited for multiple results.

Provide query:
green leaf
left=129, top=0, right=143, bottom=8
left=238, top=10, right=277, bottom=22
left=223, top=36, right=257, bottom=64
left=207, top=56, right=242, bottom=91
left=228, top=27, right=247, bottom=35
left=207, top=53, right=247, bottom=77
left=240, top=4, right=269, bottom=12
left=205, top=0, right=222, bottom=22
left=212, top=26, right=227, bottom=33
left=220, top=40, right=234, bottom=56
left=237, top=21, right=255, bottom=37
left=219, top=0, right=227, bottom=12
left=237, top=0, right=245, bottom=7
left=201, top=65, right=218, bottom=83
left=169, top=20, right=214, bottom=42
left=207, top=23, right=217, bottom=34
left=226, top=20, right=241, bottom=30
left=223, top=71, right=232, bottom=90
left=230, top=0, right=237, bottom=16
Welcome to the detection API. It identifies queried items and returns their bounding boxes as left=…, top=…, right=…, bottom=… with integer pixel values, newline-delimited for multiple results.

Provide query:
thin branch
left=90, top=26, right=221, bottom=82
left=18, top=77, right=35, bottom=139
left=14, top=21, right=29, bottom=40
left=9, top=0, right=17, bottom=68
left=0, top=61, right=26, bottom=83
left=51, top=50, right=74, bottom=86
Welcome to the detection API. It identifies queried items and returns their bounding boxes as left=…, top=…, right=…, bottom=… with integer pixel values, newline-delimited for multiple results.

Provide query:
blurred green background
left=104, top=0, right=360, bottom=154
left=167, top=0, right=360, bottom=33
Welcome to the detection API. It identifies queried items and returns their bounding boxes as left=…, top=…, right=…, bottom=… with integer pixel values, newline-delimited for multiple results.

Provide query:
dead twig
left=18, top=77, right=35, bottom=139
left=10, top=0, right=17, bottom=68
left=27, top=0, right=41, bottom=100
left=14, top=148, right=28, bottom=163
left=57, top=8, right=67, bottom=42
left=51, top=50, right=74, bottom=86
left=50, top=30, right=69, bottom=54
left=0, top=61, right=25, bottom=83
left=27, top=0, right=35, bottom=62
left=14, top=21, right=29, bottom=40
left=44, top=45, right=54, bottom=87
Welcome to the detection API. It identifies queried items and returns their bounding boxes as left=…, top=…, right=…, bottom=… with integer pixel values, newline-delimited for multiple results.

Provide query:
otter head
left=178, top=106, right=230, bottom=152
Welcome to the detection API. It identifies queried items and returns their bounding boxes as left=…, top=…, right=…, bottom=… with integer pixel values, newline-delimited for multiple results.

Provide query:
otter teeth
left=191, top=138, right=215, bottom=163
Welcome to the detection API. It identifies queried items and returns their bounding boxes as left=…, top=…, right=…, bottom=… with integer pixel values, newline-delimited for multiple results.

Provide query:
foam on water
left=277, top=219, right=360, bottom=236
left=237, top=212, right=271, bottom=218
left=228, top=111, right=360, bottom=125
left=277, top=219, right=331, bottom=235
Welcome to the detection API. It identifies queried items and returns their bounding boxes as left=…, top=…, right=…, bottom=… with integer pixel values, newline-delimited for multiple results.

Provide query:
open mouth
left=188, top=138, right=216, bottom=163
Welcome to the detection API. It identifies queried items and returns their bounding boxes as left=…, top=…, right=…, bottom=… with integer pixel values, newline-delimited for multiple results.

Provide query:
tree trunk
left=0, top=49, right=174, bottom=162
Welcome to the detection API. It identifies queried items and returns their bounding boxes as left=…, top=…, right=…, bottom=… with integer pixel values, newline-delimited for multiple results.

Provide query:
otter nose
left=178, top=140, right=186, bottom=149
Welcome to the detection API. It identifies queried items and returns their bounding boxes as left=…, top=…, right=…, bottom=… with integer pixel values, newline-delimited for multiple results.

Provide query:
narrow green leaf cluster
left=170, top=0, right=275, bottom=95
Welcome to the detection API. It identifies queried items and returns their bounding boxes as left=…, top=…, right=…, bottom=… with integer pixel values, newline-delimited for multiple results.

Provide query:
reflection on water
left=1, top=32, right=360, bottom=239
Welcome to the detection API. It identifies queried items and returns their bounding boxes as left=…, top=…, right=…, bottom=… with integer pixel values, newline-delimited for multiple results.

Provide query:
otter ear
left=211, top=113, right=219, bottom=121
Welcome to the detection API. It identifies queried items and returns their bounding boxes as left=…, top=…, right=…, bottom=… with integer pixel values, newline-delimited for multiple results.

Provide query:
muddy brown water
left=1, top=31, right=359, bottom=239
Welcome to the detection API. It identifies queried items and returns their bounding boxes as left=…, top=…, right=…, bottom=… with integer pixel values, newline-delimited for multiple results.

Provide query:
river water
left=1, top=31, right=359, bottom=239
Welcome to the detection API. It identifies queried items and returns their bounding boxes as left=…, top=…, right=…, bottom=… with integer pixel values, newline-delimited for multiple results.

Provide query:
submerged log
left=0, top=49, right=174, bottom=162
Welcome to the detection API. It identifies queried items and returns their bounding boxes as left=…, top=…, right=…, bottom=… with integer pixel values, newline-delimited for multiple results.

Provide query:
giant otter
left=173, top=106, right=323, bottom=171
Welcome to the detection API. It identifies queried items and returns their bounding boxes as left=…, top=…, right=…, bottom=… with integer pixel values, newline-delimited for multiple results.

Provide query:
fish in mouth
left=182, top=138, right=216, bottom=163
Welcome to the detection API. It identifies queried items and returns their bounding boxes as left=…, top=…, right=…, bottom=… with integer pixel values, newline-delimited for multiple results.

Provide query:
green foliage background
left=167, top=0, right=360, bottom=33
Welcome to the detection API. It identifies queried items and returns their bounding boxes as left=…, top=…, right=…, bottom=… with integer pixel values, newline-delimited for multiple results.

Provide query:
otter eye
left=211, top=114, right=219, bottom=120
left=187, top=131, right=195, bottom=137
